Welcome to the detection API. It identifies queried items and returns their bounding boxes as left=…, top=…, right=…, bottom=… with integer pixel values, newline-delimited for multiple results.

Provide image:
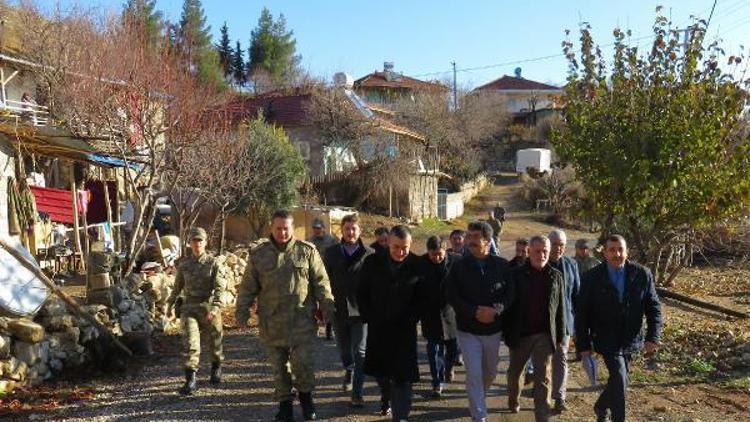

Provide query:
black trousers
left=596, top=353, right=631, bottom=422
left=377, top=376, right=412, bottom=422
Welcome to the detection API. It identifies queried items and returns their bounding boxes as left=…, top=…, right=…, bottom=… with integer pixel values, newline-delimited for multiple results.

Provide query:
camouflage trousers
left=180, top=305, right=224, bottom=370
left=264, top=341, right=315, bottom=402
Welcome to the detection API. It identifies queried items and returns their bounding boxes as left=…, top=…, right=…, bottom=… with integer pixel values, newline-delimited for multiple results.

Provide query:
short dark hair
left=449, top=229, right=465, bottom=238
left=467, top=221, right=493, bottom=241
left=389, top=224, right=411, bottom=240
left=341, top=214, right=359, bottom=226
left=271, top=209, right=293, bottom=222
left=606, top=234, right=627, bottom=246
left=515, top=237, right=529, bottom=246
left=374, top=226, right=389, bottom=236
left=426, top=235, right=447, bottom=251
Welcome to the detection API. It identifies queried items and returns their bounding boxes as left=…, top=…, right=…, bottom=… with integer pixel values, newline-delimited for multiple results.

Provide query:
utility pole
left=451, top=61, right=457, bottom=109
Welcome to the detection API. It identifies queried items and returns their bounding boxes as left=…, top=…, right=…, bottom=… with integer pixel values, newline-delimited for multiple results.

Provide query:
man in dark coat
left=508, top=237, right=529, bottom=268
left=576, top=234, right=662, bottom=422
left=504, top=235, right=566, bottom=422
left=446, top=221, right=512, bottom=422
left=358, top=225, right=422, bottom=421
left=369, top=226, right=389, bottom=254
left=322, top=214, right=374, bottom=407
left=418, top=236, right=459, bottom=398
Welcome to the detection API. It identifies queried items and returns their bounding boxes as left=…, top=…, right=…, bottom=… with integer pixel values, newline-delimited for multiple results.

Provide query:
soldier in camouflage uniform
left=574, top=239, right=601, bottom=276
left=166, top=227, right=228, bottom=395
left=236, top=210, right=335, bottom=422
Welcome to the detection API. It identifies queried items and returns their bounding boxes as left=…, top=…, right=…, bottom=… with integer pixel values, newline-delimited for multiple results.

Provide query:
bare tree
left=14, top=2, right=225, bottom=275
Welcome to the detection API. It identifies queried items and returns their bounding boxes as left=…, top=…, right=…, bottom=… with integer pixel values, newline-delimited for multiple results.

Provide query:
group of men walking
left=169, top=209, right=662, bottom=422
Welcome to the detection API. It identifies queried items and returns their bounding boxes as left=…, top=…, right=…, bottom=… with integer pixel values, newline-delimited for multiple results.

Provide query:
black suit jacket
left=575, top=261, right=663, bottom=355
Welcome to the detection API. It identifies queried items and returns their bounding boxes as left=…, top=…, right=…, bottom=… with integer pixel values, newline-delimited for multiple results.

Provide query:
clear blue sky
left=37, top=0, right=750, bottom=88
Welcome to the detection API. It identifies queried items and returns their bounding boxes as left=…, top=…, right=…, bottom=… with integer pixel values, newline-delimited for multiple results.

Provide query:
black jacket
left=575, top=261, right=663, bottom=355
left=418, top=253, right=459, bottom=341
left=357, top=250, right=422, bottom=383
left=323, top=239, right=374, bottom=321
left=503, top=262, right=566, bottom=350
left=445, top=253, right=512, bottom=336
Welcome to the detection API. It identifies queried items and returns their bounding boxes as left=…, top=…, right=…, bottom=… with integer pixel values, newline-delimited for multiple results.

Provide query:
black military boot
left=275, top=400, right=294, bottom=422
left=298, top=391, right=317, bottom=420
left=210, top=362, right=222, bottom=385
left=179, top=369, right=197, bottom=395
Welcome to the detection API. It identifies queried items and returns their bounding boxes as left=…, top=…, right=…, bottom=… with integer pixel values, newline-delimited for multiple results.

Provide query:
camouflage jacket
left=574, top=255, right=601, bottom=276
left=167, top=252, right=227, bottom=314
left=236, top=237, right=335, bottom=347
left=307, top=234, right=339, bottom=256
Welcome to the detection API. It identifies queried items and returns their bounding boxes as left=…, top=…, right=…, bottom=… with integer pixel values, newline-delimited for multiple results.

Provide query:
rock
left=0, top=317, right=10, bottom=334
left=49, top=358, right=63, bottom=372
left=40, top=297, right=68, bottom=317
left=13, top=341, right=40, bottom=365
left=50, top=327, right=80, bottom=347
left=0, top=380, right=15, bottom=394
left=0, top=335, right=10, bottom=359
left=7, top=319, right=45, bottom=343
left=45, top=315, right=76, bottom=332
left=118, top=300, right=134, bottom=313
left=654, top=405, right=668, bottom=412
left=1, top=357, right=28, bottom=381
left=80, top=326, right=98, bottom=343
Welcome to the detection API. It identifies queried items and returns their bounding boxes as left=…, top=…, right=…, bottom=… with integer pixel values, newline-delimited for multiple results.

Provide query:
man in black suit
left=576, top=234, right=663, bottom=422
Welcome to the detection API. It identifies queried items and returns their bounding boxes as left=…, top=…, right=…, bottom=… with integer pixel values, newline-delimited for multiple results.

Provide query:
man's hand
left=166, top=308, right=174, bottom=320
left=475, top=306, right=497, bottom=324
left=643, top=341, right=659, bottom=355
left=207, top=311, right=215, bottom=322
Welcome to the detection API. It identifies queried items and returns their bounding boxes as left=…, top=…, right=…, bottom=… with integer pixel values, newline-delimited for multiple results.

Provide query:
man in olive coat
left=236, top=210, right=335, bottom=422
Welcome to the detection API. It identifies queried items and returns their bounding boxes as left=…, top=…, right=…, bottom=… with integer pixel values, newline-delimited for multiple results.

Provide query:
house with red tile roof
left=473, top=69, right=563, bottom=114
left=354, top=62, right=448, bottom=105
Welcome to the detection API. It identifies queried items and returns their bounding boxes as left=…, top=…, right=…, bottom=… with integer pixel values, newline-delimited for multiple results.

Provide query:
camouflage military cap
left=189, top=227, right=207, bottom=241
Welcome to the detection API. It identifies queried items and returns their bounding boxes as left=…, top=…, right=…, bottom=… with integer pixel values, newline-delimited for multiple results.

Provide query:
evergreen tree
left=122, top=0, right=164, bottom=49
left=248, top=7, right=301, bottom=90
left=216, top=22, right=232, bottom=78
left=232, top=40, right=246, bottom=87
left=178, top=0, right=223, bottom=87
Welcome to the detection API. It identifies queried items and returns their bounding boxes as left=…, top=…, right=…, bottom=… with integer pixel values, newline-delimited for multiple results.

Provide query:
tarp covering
left=29, top=185, right=74, bottom=224
left=0, top=236, right=49, bottom=317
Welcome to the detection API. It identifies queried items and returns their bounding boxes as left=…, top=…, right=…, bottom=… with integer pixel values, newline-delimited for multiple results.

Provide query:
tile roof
left=474, top=75, right=561, bottom=91
left=354, top=71, right=448, bottom=92
left=218, top=90, right=425, bottom=142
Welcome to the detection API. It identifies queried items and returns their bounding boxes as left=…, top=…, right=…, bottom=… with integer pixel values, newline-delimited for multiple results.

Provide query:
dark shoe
left=350, top=394, right=365, bottom=408
left=342, top=369, right=353, bottom=392
left=210, top=362, right=222, bottom=385
left=380, top=401, right=391, bottom=416
left=554, top=398, right=568, bottom=413
left=325, top=323, right=334, bottom=340
left=595, top=406, right=611, bottom=422
left=445, top=368, right=454, bottom=383
left=298, top=391, right=317, bottom=420
left=179, top=369, right=197, bottom=395
left=508, top=399, right=520, bottom=413
left=275, top=400, right=294, bottom=422
left=428, top=385, right=442, bottom=399
left=454, top=355, right=464, bottom=367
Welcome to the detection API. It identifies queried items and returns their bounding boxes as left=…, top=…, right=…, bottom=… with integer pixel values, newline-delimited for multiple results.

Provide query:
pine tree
left=122, top=0, right=164, bottom=49
left=232, top=40, right=246, bottom=87
left=248, top=7, right=301, bottom=90
left=178, top=0, right=223, bottom=87
left=216, top=22, right=233, bottom=78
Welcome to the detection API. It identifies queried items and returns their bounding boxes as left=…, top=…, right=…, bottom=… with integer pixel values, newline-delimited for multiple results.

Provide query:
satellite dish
left=514, top=67, right=522, bottom=78
left=333, top=72, right=354, bottom=89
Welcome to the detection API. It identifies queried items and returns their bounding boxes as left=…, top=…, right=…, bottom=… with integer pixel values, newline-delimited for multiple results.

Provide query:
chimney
left=384, top=61, right=395, bottom=72
left=514, top=67, right=522, bottom=78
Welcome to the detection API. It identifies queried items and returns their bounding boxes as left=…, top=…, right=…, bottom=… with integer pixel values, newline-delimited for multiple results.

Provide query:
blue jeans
left=426, top=339, right=445, bottom=388
left=334, top=318, right=367, bottom=398
left=596, top=354, right=631, bottom=422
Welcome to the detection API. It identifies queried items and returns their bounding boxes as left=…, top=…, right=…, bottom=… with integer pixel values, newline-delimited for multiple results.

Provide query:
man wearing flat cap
left=166, top=227, right=228, bottom=395
left=574, top=239, right=600, bottom=277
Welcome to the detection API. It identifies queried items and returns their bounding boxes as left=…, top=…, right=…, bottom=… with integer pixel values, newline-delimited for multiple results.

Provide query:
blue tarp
left=86, top=154, right=143, bottom=170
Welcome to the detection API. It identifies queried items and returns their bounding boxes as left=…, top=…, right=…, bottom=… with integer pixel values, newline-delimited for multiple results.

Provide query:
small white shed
left=516, top=148, right=551, bottom=174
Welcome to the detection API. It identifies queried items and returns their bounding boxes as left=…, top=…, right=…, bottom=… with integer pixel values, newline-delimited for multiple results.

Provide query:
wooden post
left=102, top=172, right=115, bottom=250
left=69, top=164, right=85, bottom=273
left=388, top=184, right=393, bottom=218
